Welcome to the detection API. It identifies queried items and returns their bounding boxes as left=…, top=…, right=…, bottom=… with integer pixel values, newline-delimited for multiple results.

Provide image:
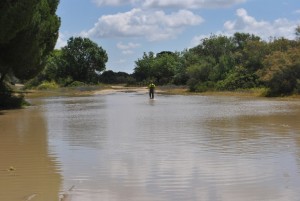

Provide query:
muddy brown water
left=1, top=93, right=300, bottom=201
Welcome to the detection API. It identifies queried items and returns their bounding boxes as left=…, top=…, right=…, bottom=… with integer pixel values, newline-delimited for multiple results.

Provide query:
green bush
left=37, top=81, right=59, bottom=90
left=187, top=78, right=198, bottom=92
left=67, top=81, right=86, bottom=87
left=0, top=83, right=28, bottom=109
left=265, top=68, right=298, bottom=96
left=216, top=67, right=259, bottom=91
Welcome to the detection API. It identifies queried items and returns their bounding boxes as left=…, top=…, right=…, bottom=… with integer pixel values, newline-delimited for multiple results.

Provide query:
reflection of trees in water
left=0, top=107, right=61, bottom=201
left=206, top=113, right=300, bottom=155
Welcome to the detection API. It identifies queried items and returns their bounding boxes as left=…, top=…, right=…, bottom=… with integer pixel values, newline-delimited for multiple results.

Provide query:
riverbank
left=23, top=84, right=300, bottom=100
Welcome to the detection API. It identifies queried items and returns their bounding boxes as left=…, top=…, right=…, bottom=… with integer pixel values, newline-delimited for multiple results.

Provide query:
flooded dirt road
left=1, top=93, right=300, bottom=201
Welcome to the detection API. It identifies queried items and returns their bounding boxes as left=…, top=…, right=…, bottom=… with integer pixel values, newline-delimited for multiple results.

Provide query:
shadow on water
left=0, top=106, right=62, bottom=201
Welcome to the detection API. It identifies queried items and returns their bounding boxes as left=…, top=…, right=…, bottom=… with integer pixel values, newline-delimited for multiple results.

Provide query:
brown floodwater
left=1, top=93, right=300, bottom=201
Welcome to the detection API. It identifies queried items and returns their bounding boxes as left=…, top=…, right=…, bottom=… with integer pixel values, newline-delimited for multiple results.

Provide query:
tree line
left=29, top=30, right=300, bottom=97
left=133, top=31, right=300, bottom=96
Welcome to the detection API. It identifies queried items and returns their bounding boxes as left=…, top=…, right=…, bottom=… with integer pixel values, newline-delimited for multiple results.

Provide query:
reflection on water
left=0, top=106, right=61, bottom=201
left=1, top=93, right=300, bottom=201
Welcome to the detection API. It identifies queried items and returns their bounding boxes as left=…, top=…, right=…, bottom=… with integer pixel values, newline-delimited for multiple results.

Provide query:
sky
left=55, top=0, right=300, bottom=73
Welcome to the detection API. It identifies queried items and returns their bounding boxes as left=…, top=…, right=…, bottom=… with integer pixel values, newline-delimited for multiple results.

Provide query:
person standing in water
left=148, top=82, right=155, bottom=99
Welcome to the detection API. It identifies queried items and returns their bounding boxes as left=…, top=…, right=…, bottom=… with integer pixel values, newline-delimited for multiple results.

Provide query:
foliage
left=133, top=51, right=181, bottom=85
left=37, top=81, right=59, bottom=90
left=216, top=66, right=259, bottom=91
left=24, top=50, right=63, bottom=88
left=26, top=37, right=108, bottom=87
left=184, top=35, right=237, bottom=91
left=67, top=81, right=86, bottom=87
left=0, top=0, right=60, bottom=83
left=133, top=52, right=155, bottom=82
left=0, top=83, right=27, bottom=109
left=0, top=0, right=60, bottom=109
left=183, top=33, right=300, bottom=95
left=258, top=47, right=300, bottom=96
left=59, top=37, right=108, bottom=84
left=99, top=70, right=133, bottom=84
left=25, top=27, right=300, bottom=97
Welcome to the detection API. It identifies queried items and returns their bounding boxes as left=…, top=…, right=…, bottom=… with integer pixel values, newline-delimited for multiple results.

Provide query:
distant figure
left=148, top=83, right=155, bottom=99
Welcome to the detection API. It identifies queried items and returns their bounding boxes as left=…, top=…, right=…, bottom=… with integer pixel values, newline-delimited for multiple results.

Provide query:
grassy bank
left=19, top=84, right=300, bottom=101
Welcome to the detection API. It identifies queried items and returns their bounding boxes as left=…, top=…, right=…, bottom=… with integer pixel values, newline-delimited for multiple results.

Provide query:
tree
left=133, top=52, right=155, bottom=82
left=133, top=51, right=180, bottom=84
left=99, top=70, right=132, bottom=84
left=217, top=66, right=259, bottom=91
left=60, top=37, right=108, bottom=84
left=0, top=0, right=60, bottom=109
left=232, top=32, right=260, bottom=51
left=152, top=52, right=179, bottom=84
left=0, top=0, right=60, bottom=83
left=192, top=35, right=235, bottom=62
left=258, top=47, right=300, bottom=96
left=25, top=50, right=64, bottom=87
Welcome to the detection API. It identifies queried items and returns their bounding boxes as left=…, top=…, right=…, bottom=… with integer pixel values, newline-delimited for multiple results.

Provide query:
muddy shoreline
left=24, top=84, right=300, bottom=100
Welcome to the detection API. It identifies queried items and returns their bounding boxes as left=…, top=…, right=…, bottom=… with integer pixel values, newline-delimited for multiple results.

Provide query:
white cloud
left=223, top=8, right=299, bottom=40
left=82, top=9, right=204, bottom=41
left=92, top=0, right=246, bottom=9
left=142, top=0, right=246, bottom=9
left=117, top=42, right=140, bottom=49
left=190, top=8, right=300, bottom=48
left=92, top=0, right=138, bottom=6
left=117, top=42, right=140, bottom=54
left=295, top=9, right=300, bottom=14
left=55, top=32, right=68, bottom=49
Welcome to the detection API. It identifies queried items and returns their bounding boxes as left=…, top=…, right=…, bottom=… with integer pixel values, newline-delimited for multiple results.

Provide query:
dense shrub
left=0, top=83, right=27, bottom=109
left=37, top=81, right=59, bottom=90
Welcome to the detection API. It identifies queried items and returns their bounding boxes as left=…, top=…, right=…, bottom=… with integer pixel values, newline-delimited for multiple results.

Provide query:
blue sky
left=56, top=0, right=300, bottom=73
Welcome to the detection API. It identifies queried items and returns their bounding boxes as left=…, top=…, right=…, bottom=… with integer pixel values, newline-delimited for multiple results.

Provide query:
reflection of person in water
left=148, top=83, right=155, bottom=99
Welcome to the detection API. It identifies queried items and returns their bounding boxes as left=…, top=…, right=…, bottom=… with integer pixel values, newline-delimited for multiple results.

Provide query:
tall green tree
left=153, top=51, right=179, bottom=84
left=133, top=51, right=180, bottom=84
left=0, top=0, right=60, bottom=83
left=133, top=52, right=155, bottom=82
left=60, top=37, right=108, bottom=83
left=232, top=32, right=260, bottom=51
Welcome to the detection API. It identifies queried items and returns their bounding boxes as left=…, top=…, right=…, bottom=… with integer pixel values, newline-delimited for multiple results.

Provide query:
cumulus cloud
left=117, top=42, right=140, bottom=54
left=55, top=32, right=68, bottom=49
left=92, top=0, right=138, bottom=6
left=142, top=0, right=246, bottom=9
left=92, top=0, right=246, bottom=9
left=190, top=8, right=300, bottom=48
left=224, top=8, right=299, bottom=40
left=82, top=9, right=204, bottom=41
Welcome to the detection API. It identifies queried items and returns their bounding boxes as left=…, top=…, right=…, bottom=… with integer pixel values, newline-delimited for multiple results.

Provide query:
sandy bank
left=93, top=85, right=166, bottom=95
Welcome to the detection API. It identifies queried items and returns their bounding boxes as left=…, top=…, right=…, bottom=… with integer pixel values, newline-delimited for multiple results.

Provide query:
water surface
left=1, top=93, right=300, bottom=201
